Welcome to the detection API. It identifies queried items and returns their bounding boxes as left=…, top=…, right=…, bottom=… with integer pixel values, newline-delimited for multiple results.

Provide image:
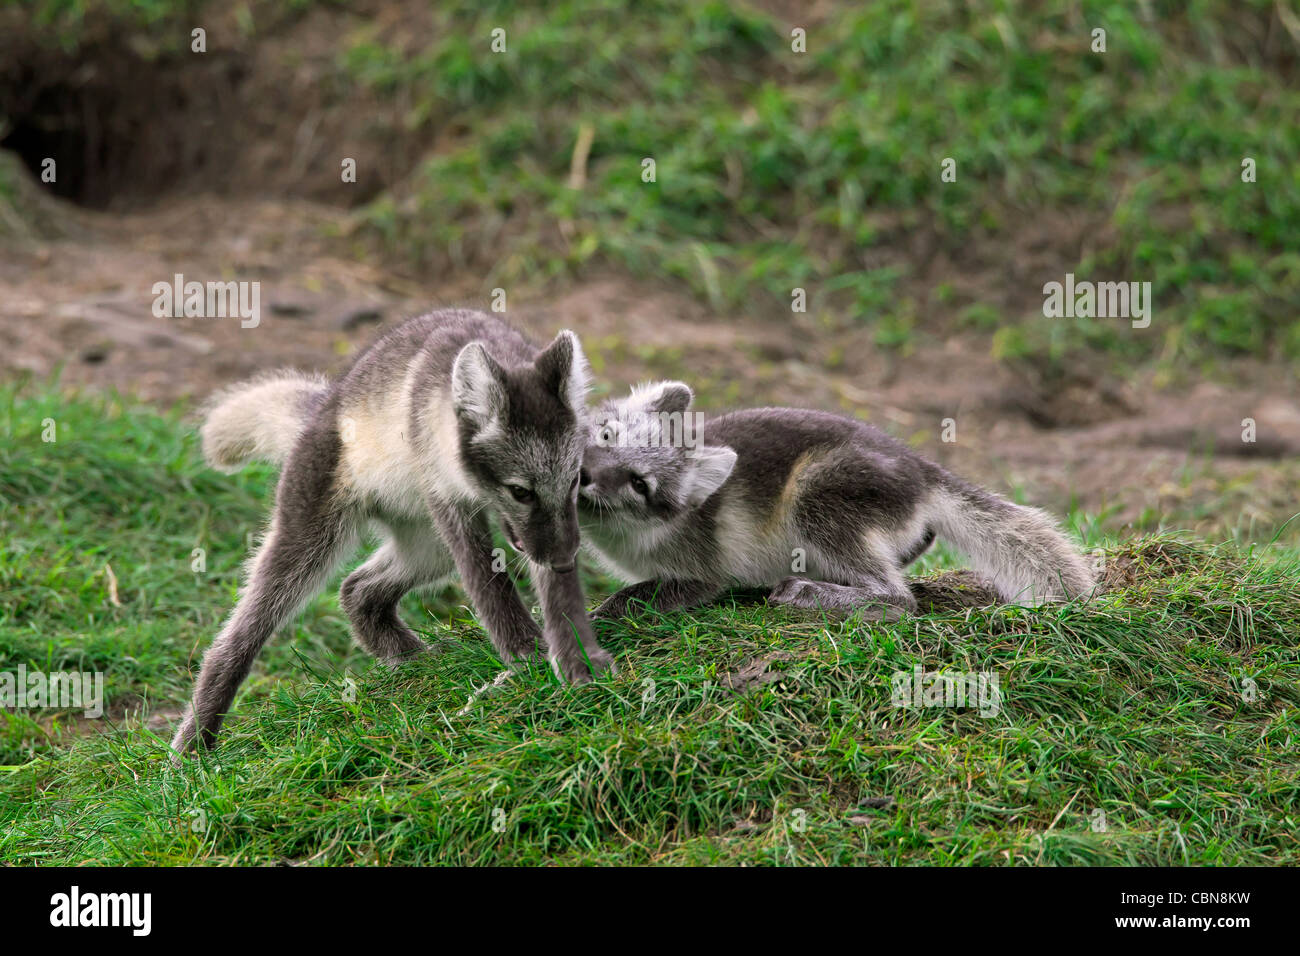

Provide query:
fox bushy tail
left=200, top=370, right=328, bottom=472
left=929, top=478, right=1096, bottom=604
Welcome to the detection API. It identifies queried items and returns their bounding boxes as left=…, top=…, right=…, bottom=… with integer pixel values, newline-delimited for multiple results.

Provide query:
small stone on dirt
left=270, top=300, right=314, bottom=317
left=338, top=307, right=384, bottom=330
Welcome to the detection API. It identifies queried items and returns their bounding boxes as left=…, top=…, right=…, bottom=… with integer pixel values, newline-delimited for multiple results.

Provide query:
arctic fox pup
left=577, top=381, right=1095, bottom=619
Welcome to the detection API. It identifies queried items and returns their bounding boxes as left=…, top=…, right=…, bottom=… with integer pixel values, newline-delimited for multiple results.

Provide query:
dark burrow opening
left=0, top=41, right=244, bottom=210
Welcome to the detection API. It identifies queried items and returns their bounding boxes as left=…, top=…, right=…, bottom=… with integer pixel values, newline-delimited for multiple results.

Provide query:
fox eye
left=629, top=475, right=649, bottom=498
left=597, top=420, right=622, bottom=446
left=507, top=485, right=535, bottom=503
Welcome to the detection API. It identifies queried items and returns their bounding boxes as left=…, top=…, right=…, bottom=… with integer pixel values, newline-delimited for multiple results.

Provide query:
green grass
left=0, top=152, right=17, bottom=223
left=342, top=0, right=1300, bottom=369
left=0, top=379, right=481, bottom=756
left=2, top=383, right=1298, bottom=865
left=14, top=0, right=200, bottom=53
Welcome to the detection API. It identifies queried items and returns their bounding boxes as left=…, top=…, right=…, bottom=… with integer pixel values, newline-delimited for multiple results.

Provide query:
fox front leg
left=531, top=562, right=615, bottom=683
left=593, top=578, right=722, bottom=620
left=430, top=501, right=542, bottom=665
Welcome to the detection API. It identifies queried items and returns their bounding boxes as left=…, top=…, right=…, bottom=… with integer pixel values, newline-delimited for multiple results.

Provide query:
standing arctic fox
left=578, top=381, right=1094, bottom=618
left=172, top=310, right=613, bottom=754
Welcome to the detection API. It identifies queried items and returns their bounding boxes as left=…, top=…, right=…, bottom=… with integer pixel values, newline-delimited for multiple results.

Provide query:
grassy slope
left=2, top=386, right=1297, bottom=865
left=346, top=0, right=1300, bottom=368
left=2, top=1, right=1296, bottom=865
left=8, top=1, right=1294, bottom=364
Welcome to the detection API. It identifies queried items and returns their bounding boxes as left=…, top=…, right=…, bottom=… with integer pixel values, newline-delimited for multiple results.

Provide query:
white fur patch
left=200, top=370, right=327, bottom=472
left=711, top=497, right=792, bottom=584
left=555, top=329, right=593, bottom=415
left=422, top=385, right=478, bottom=505
left=684, top=445, right=737, bottom=508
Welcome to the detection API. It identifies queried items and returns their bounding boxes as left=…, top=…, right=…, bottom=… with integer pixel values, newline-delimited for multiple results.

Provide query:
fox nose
left=579, top=467, right=592, bottom=487
left=551, top=560, right=576, bottom=574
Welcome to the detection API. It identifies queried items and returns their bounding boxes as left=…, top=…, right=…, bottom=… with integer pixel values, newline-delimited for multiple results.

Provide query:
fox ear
left=535, top=329, right=591, bottom=413
left=648, top=381, right=694, bottom=417
left=451, top=341, right=507, bottom=428
left=684, top=445, right=737, bottom=508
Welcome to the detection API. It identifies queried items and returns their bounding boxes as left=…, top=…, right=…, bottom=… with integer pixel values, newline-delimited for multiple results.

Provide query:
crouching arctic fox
left=577, top=381, right=1095, bottom=619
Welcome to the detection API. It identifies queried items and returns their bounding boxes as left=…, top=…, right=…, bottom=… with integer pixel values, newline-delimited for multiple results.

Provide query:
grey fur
left=578, top=381, right=1096, bottom=619
left=172, top=310, right=611, bottom=757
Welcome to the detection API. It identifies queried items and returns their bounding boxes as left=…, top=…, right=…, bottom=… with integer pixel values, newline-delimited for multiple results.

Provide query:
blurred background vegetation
left=3, top=0, right=1297, bottom=367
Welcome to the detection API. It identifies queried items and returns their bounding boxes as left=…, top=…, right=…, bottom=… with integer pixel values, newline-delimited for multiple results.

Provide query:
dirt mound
left=1095, top=539, right=1216, bottom=591
left=909, top=571, right=1002, bottom=611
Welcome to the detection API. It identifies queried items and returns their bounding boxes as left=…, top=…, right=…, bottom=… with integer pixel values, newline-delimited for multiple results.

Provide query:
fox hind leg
left=340, top=519, right=454, bottom=662
left=172, top=505, right=360, bottom=756
left=768, top=576, right=917, bottom=619
left=769, top=535, right=918, bottom=619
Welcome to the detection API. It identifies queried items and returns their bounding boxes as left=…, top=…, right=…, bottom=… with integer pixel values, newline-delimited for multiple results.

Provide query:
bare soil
left=1, top=173, right=1297, bottom=542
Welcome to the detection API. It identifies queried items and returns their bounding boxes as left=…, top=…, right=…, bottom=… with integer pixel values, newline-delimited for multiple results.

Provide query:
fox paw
left=768, top=576, right=829, bottom=608
left=554, top=646, right=618, bottom=684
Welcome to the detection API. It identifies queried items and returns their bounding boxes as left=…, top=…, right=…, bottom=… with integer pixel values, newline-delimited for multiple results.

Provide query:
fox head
left=578, top=380, right=737, bottom=530
left=451, top=329, right=591, bottom=572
